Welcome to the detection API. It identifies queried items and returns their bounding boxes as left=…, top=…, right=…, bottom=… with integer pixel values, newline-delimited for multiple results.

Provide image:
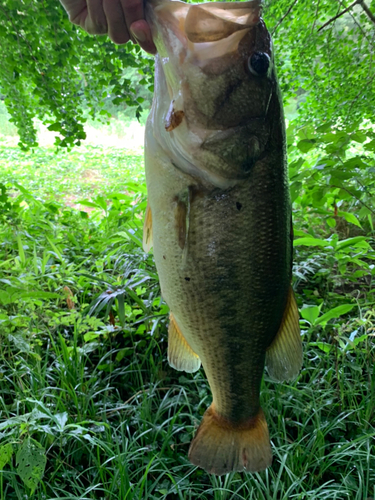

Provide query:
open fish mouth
left=183, top=1, right=263, bottom=43
left=146, top=0, right=264, bottom=68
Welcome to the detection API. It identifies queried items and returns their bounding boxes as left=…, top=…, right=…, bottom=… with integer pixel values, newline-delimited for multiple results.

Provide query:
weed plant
left=0, top=133, right=374, bottom=499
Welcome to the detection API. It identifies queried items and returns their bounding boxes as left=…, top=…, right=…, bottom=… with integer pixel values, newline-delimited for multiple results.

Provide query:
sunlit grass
left=0, top=142, right=145, bottom=205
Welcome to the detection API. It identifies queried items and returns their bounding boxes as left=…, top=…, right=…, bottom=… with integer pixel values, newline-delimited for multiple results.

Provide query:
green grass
left=0, top=142, right=145, bottom=203
left=0, top=140, right=374, bottom=499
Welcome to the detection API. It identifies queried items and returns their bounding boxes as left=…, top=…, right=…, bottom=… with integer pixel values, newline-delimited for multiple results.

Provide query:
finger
left=103, top=0, right=131, bottom=44
left=85, top=0, right=108, bottom=34
left=120, top=0, right=144, bottom=30
left=130, top=19, right=157, bottom=54
left=60, top=0, right=89, bottom=27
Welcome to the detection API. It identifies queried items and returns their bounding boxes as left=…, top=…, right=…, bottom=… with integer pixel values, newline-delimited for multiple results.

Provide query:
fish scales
left=144, top=0, right=302, bottom=475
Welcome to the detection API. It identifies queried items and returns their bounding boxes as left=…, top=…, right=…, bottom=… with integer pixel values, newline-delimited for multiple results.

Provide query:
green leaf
left=301, top=305, right=321, bottom=325
left=368, top=214, right=374, bottom=231
left=297, top=139, right=316, bottom=153
left=47, top=122, right=61, bottom=132
left=88, top=292, right=116, bottom=317
left=338, top=211, right=362, bottom=228
left=77, top=199, right=102, bottom=208
left=315, top=304, right=356, bottom=327
left=8, top=333, right=31, bottom=354
left=117, top=293, right=126, bottom=327
left=0, top=291, right=11, bottom=305
left=336, top=237, right=369, bottom=251
left=293, top=237, right=330, bottom=247
left=0, top=443, right=14, bottom=470
left=350, top=131, right=367, bottom=143
left=121, top=228, right=143, bottom=249
left=16, top=438, right=47, bottom=494
left=94, top=196, right=107, bottom=211
left=316, top=123, right=333, bottom=133
left=46, top=237, right=63, bottom=261
left=17, top=233, right=26, bottom=265
left=364, top=139, right=375, bottom=151
left=17, top=291, right=61, bottom=301
left=309, top=342, right=333, bottom=353
left=53, top=412, right=68, bottom=431
left=116, top=348, right=133, bottom=362
left=290, top=181, right=302, bottom=202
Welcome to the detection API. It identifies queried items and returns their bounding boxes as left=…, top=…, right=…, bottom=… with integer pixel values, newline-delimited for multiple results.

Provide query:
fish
left=143, top=0, right=302, bottom=475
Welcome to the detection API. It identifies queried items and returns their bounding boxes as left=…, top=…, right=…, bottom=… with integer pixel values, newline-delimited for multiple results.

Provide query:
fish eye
left=248, top=52, right=270, bottom=77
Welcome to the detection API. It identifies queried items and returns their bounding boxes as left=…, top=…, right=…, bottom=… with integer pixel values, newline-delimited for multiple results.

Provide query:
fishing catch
left=143, top=0, right=302, bottom=475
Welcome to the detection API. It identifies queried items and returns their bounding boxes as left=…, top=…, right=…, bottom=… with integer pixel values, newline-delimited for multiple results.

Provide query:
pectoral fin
left=266, top=287, right=302, bottom=382
left=168, top=313, right=201, bottom=373
left=142, top=201, right=153, bottom=253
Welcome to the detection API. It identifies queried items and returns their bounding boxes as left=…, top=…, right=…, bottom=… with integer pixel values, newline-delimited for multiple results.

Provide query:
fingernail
left=130, top=28, right=147, bottom=43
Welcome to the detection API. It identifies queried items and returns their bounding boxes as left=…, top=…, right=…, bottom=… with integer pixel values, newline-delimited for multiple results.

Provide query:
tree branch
left=360, top=0, right=375, bottom=25
left=311, top=0, right=321, bottom=33
left=272, top=0, right=299, bottom=36
left=318, top=0, right=375, bottom=32
left=318, top=0, right=361, bottom=31
left=330, top=185, right=375, bottom=216
left=339, top=0, right=369, bottom=38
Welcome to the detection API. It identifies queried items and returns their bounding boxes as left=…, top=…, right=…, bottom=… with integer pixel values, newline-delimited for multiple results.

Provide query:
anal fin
left=168, top=313, right=201, bottom=373
left=266, top=286, right=302, bottom=382
left=142, top=201, right=153, bottom=253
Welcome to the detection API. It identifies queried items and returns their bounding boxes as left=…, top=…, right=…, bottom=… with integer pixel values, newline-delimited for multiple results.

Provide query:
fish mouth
left=183, top=1, right=263, bottom=44
left=146, top=0, right=263, bottom=64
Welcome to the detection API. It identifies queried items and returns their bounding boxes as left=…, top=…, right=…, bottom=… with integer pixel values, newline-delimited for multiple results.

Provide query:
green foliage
left=1, top=0, right=375, bottom=148
left=265, top=0, right=375, bottom=125
left=289, top=121, right=375, bottom=219
left=0, top=0, right=153, bottom=149
left=0, top=443, right=13, bottom=470
left=16, top=438, right=47, bottom=494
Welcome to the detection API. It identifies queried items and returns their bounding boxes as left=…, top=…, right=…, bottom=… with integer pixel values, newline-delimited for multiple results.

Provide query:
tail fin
left=188, top=405, right=272, bottom=475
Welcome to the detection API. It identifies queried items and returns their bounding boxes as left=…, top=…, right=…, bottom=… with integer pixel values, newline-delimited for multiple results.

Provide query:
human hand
left=59, top=0, right=156, bottom=54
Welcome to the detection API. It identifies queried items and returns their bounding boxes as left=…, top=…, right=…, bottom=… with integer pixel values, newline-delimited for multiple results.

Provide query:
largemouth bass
left=143, top=0, right=302, bottom=475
